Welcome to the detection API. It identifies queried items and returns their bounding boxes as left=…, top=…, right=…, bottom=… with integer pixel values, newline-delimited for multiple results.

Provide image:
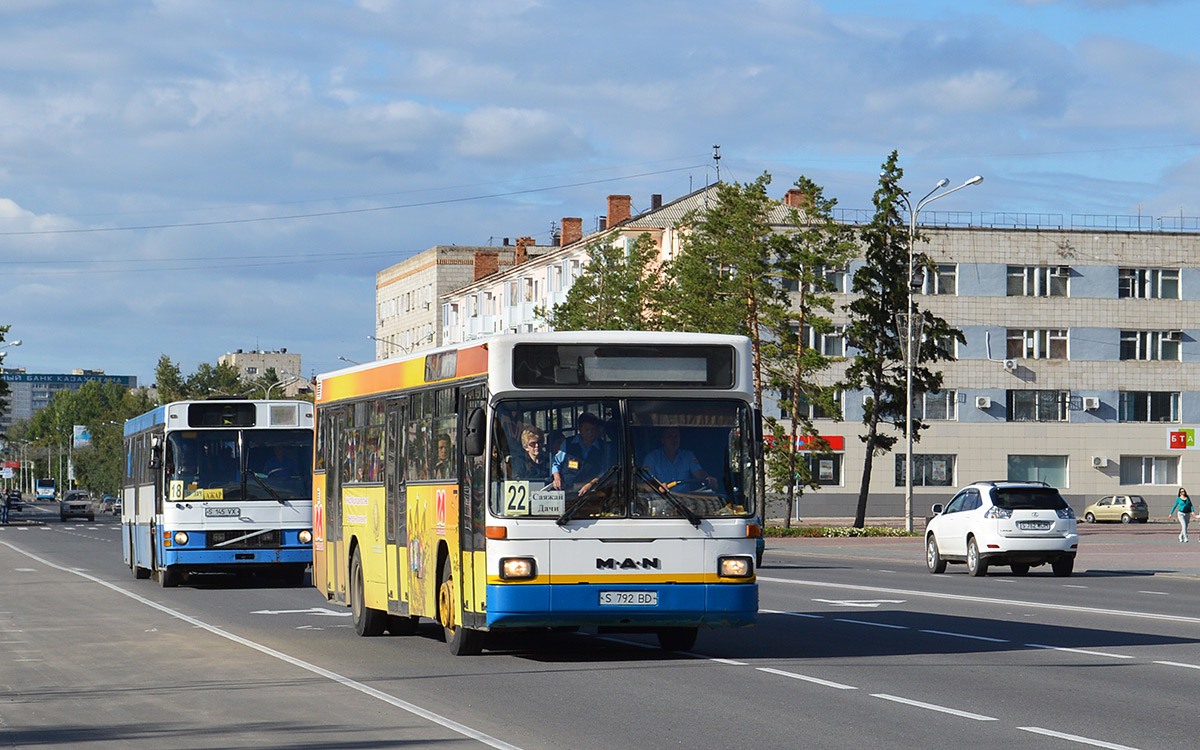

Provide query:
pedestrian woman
left=1171, top=488, right=1194, bottom=543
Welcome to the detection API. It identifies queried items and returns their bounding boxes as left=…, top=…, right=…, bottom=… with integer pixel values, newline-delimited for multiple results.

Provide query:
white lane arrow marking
left=251, top=607, right=352, bottom=617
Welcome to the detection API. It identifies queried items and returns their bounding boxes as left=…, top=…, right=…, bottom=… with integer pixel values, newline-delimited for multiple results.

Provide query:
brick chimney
left=514, top=236, right=534, bottom=265
left=607, top=195, right=632, bottom=227
left=784, top=189, right=813, bottom=209
left=473, top=250, right=499, bottom=281
left=561, top=217, right=583, bottom=246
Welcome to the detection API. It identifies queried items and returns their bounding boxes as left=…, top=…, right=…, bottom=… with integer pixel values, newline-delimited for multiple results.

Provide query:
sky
left=2, top=0, right=1199, bottom=386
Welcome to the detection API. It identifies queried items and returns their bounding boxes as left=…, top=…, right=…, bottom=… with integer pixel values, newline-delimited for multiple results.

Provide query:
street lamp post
left=894, top=175, right=983, bottom=533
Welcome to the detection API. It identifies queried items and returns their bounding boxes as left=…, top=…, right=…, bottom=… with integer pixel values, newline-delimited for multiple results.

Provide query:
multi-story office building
left=218, top=348, right=310, bottom=397
left=439, top=186, right=1200, bottom=520
left=1, top=369, right=138, bottom=432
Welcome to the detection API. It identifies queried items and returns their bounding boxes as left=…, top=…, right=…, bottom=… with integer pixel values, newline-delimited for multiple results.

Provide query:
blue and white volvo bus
left=122, top=399, right=314, bottom=587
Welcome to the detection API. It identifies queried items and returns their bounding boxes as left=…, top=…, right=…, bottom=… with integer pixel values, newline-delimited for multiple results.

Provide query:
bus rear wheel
left=351, top=547, right=386, bottom=637
left=438, top=563, right=483, bottom=656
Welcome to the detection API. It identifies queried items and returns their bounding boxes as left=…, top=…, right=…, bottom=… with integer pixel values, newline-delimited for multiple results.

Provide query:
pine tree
left=761, top=177, right=857, bottom=527
left=663, top=174, right=790, bottom=502
left=840, top=152, right=963, bottom=528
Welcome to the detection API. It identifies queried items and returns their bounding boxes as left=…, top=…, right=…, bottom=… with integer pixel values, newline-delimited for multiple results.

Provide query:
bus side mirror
left=463, top=407, right=485, bottom=456
left=148, top=434, right=163, bottom=470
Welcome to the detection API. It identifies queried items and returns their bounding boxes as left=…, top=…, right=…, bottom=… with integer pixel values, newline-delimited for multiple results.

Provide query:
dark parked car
left=5, top=489, right=22, bottom=512
left=60, top=490, right=94, bottom=522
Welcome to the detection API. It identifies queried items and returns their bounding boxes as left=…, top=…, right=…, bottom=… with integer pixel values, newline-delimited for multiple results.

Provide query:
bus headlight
left=499, top=557, right=537, bottom=580
left=173, top=531, right=189, bottom=546
left=718, top=556, right=753, bottom=578
left=298, top=530, right=313, bottom=544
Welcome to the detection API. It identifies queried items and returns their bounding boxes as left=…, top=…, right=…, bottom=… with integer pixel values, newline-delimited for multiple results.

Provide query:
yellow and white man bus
left=313, top=332, right=760, bottom=655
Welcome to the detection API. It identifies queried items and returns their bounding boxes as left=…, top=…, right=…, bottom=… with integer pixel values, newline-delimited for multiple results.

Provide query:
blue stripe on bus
left=124, top=406, right=166, bottom=437
left=484, top=583, right=757, bottom=629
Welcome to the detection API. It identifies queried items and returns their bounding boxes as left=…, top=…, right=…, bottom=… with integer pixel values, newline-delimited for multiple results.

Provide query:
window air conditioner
left=1003, top=359, right=1017, bottom=371
left=1081, top=396, right=1100, bottom=411
left=1091, top=456, right=1108, bottom=468
left=974, top=396, right=992, bottom=409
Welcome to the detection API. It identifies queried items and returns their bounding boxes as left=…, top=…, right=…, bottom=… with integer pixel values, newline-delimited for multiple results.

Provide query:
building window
left=1007, top=390, right=1068, bottom=422
left=1119, top=391, right=1180, bottom=422
left=1007, top=455, right=1068, bottom=488
left=917, top=390, right=957, bottom=421
left=1007, top=266, right=1069, bottom=297
left=782, top=390, right=843, bottom=421
left=895, top=454, right=955, bottom=487
left=1119, top=330, right=1181, bottom=361
left=1119, top=268, right=1179, bottom=299
left=1119, top=456, right=1179, bottom=485
left=245, top=367, right=258, bottom=375
left=1007, top=329, right=1068, bottom=359
left=798, top=324, right=844, bottom=357
left=920, top=264, right=956, bottom=295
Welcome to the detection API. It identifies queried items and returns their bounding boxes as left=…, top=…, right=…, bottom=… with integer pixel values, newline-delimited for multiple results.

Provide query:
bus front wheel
left=438, top=563, right=483, bottom=656
left=158, top=566, right=179, bottom=588
left=351, top=548, right=386, bottom=637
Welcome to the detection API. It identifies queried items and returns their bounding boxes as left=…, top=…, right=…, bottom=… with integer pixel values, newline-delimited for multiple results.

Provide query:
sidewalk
left=764, top=519, right=1200, bottom=578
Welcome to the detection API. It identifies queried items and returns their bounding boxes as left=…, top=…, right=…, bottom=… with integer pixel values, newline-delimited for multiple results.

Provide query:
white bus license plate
left=205, top=507, right=241, bottom=517
left=599, top=591, right=657, bottom=606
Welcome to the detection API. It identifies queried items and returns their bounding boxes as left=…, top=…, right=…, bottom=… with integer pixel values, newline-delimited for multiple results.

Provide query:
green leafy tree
left=840, top=152, right=963, bottom=528
left=663, top=173, right=806, bottom=503
left=540, top=231, right=664, bottom=331
left=761, top=177, right=857, bottom=527
left=185, top=361, right=243, bottom=398
left=154, top=354, right=187, bottom=403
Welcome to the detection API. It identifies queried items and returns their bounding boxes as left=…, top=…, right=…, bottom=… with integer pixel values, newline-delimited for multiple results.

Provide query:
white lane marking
left=1063, top=584, right=1088, bottom=589
left=1137, top=591, right=1169, bottom=596
left=251, top=607, right=352, bottom=617
left=1, top=541, right=525, bottom=750
left=832, top=618, right=907, bottom=630
left=872, top=693, right=996, bottom=721
left=1154, top=660, right=1200, bottom=670
left=920, top=629, right=1009, bottom=643
left=760, top=608, right=823, bottom=619
left=757, top=667, right=857, bottom=690
left=812, top=598, right=906, bottom=608
left=1019, top=726, right=1141, bottom=749
left=15, top=568, right=35, bottom=572
left=1026, top=643, right=1133, bottom=659
left=758, top=576, right=1200, bottom=625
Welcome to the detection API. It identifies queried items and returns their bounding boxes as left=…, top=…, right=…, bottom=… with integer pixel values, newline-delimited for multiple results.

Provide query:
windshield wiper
left=634, top=466, right=702, bottom=528
left=556, top=463, right=620, bottom=526
left=245, top=470, right=287, bottom=504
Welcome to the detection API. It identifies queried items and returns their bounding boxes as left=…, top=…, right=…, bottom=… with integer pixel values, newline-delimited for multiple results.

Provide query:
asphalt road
left=2, top=502, right=1198, bottom=749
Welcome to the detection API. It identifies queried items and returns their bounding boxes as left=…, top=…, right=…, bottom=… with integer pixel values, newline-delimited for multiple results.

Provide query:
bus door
left=326, top=407, right=349, bottom=601
left=385, top=398, right=408, bottom=614
left=459, top=384, right=487, bottom=629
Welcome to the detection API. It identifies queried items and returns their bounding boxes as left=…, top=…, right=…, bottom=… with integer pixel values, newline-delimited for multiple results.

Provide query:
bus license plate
left=205, top=507, right=241, bottom=517
left=599, top=591, right=657, bottom=606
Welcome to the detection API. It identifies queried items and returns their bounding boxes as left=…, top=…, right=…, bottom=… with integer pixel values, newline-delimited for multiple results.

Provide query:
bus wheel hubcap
left=439, top=579, right=455, bottom=631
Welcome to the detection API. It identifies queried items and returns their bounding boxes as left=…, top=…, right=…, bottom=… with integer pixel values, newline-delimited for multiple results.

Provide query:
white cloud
left=457, top=107, right=588, bottom=161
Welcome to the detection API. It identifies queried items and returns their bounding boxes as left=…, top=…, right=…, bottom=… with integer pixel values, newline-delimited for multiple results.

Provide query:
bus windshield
left=491, top=398, right=754, bottom=521
left=166, top=429, right=312, bottom=502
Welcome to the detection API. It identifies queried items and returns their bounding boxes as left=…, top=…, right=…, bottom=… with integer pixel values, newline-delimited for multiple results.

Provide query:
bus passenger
left=432, top=434, right=454, bottom=479
left=511, top=425, right=549, bottom=480
left=552, top=413, right=613, bottom=496
left=642, top=427, right=718, bottom=490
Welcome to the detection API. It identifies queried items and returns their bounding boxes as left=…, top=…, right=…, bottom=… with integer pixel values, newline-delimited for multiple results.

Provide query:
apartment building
left=438, top=185, right=1200, bottom=520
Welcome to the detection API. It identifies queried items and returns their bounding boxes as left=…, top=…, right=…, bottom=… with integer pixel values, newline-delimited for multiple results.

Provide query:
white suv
left=926, top=481, right=1078, bottom=577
